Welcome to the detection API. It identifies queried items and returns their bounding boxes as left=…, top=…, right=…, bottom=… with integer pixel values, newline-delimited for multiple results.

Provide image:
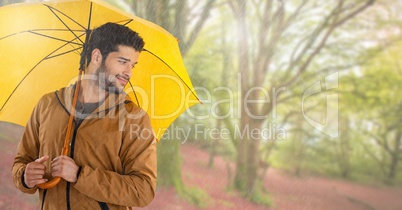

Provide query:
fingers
left=25, top=155, right=79, bottom=187
left=23, top=155, right=50, bottom=188
left=35, top=155, right=49, bottom=164
left=52, top=155, right=74, bottom=163
left=25, top=163, right=48, bottom=188
left=51, top=155, right=79, bottom=183
left=27, top=174, right=46, bottom=180
left=26, top=167, right=46, bottom=176
left=29, top=178, right=48, bottom=187
left=51, top=156, right=75, bottom=170
left=29, top=163, right=46, bottom=170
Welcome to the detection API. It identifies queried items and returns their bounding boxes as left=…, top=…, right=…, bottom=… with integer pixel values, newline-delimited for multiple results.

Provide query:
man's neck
left=78, top=80, right=108, bottom=104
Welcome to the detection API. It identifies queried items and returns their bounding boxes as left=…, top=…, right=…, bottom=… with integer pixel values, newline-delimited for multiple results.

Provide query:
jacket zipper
left=41, top=189, right=47, bottom=210
left=98, top=202, right=109, bottom=210
left=55, top=90, right=126, bottom=210
left=66, top=122, right=81, bottom=210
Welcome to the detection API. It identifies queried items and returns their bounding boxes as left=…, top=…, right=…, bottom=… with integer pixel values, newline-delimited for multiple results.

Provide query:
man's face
left=95, top=45, right=140, bottom=94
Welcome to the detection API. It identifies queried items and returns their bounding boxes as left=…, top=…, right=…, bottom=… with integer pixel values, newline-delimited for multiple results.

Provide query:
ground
left=1, top=130, right=402, bottom=209
left=142, top=144, right=402, bottom=210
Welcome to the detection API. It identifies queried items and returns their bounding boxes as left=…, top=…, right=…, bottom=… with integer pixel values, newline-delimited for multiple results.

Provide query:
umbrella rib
left=87, top=2, right=93, bottom=29
left=0, top=29, right=84, bottom=42
left=28, top=31, right=82, bottom=46
left=142, top=49, right=201, bottom=102
left=128, top=81, right=141, bottom=108
left=45, top=4, right=85, bottom=45
left=0, top=39, right=83, bottom=112
left=44, top=4, right=87, bottom=30
left=46, top=47, right=83, bottom=60
left=30, top=29, right=85, bottom=32
left=120, top=19, right=134, bottom=26
left=45, top=32, right=86, bottom=58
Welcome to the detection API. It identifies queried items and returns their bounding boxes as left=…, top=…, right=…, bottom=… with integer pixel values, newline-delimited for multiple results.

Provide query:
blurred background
left=1, top=0, right=402, bottom=209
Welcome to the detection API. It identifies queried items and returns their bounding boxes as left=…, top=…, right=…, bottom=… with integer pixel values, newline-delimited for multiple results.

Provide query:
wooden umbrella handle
left=36, top=69, right=83, bottom=189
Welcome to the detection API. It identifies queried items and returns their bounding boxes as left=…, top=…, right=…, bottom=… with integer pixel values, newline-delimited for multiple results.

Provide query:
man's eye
left=119, top=60, right=127, bottom=64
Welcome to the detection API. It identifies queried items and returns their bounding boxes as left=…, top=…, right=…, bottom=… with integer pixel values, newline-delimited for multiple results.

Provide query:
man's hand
left=51, top=155, right=79, bottom=183
left=24, top=155, right=49, bottom=188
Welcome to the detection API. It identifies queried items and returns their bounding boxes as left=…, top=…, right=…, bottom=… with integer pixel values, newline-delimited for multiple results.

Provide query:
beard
left=95, top=62, right=124, bottom=94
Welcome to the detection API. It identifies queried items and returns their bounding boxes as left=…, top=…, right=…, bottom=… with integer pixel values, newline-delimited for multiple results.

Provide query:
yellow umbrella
left=0, top=0, right=200, bottom=140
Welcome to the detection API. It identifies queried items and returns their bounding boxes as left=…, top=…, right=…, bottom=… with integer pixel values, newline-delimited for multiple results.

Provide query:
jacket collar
left=55, top=84, right=133, bottom=115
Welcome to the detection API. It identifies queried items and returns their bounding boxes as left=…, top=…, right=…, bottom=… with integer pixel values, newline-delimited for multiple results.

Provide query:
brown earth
left=141, top=144, right=402, bottom=210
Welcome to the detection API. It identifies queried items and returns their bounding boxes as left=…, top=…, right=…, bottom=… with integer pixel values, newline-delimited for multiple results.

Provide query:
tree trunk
left=232, top=0, right=251, bottom=192
left=208, top=18, right=231, bottom=168
left=174, top=0, right=187, bottom=50
left=131, top=0, right=217, bottom=194
left=388, top=130, right=401, bottom=180
left=157, top=139, right=184, bottom=190
left=245, top=120, right=264, bottom=197
left=207, top=118, right=220, bottom=168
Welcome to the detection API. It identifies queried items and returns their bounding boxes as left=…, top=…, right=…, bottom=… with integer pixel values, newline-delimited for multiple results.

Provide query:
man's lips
left=116, top=75, right=129, bottom=85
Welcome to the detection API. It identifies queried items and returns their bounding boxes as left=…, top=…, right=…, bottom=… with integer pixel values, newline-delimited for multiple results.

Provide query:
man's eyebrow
left=118, top=56, right=138, bottom=65
left=117, top=57, right=130, bottom=62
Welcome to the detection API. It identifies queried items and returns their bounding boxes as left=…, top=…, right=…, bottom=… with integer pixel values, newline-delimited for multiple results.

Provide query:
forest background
left=1, top=0, right=402, bottom=209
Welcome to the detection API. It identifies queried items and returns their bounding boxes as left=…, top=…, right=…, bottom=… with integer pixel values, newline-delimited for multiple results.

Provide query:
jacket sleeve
left=73, top=110, right=157, bottom=207
left=12, top=98, right=43, bottom=194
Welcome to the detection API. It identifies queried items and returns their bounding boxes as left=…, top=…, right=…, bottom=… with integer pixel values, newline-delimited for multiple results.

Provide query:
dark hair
left=85, top=22, right=145, bottom=65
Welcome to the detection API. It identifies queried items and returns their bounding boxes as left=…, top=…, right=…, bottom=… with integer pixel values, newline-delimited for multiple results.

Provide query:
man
left=12, top=22, right=157, bottom=209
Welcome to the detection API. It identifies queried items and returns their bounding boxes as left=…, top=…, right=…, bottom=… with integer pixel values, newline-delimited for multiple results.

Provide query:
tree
left=125, top=0, right=218, bottom=203
left=129, top=0, right=216, bottom=57
left=0, top=0, right=22, bottom=6
left=343, top=47, right=402, bottom=182
left=226, top=0, right=375, bottom=198
left=271, top=0, right=402, bottom=183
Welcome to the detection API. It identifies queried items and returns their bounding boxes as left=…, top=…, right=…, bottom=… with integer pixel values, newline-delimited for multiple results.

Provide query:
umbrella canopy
left=0, top=0, right=200, bottom=140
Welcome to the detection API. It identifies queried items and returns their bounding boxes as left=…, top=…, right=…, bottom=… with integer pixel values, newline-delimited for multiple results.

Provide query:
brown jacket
left=12, top=85, right=157, bottom=209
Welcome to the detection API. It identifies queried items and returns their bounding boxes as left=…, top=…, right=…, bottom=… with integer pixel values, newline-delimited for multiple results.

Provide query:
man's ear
left=91, top=48, right=102, bottom=65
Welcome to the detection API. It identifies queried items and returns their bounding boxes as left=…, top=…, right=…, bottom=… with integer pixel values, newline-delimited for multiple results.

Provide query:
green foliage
left=249, top=190, right=273, bottom=208
left=225, top=181, right=273, bottom=208
left=103, top=0, right=133, bottom=13
left=157, top=139, right=183, bottom=188
left=157, top=137, right=211, bottom=208
left=342, top=43, right=402, bottom=184
left=269, top=36, right=402, bottom=185
left=0, top=0, right=23, bottom=7
left=179, top=186, right=211, bottom=208
left=247, top=180, right=273, bottom=207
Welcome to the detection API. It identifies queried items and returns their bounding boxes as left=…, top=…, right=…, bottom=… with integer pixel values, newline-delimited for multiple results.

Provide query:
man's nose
left=123, top=65, right=132, bottom=78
